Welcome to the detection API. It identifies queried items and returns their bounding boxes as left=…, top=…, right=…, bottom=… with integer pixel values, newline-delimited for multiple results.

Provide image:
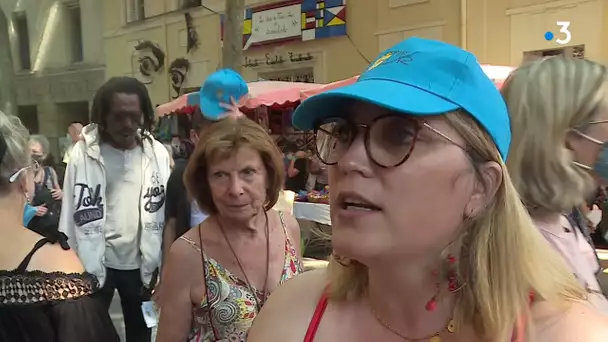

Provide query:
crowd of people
left=1, top=37, right=608, bottom=342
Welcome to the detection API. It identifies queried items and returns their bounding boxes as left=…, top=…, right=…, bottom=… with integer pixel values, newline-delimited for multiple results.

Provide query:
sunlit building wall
left=102, top=0, right=607, bottom=107
left=0, top=0, right=105, bottom=157
left=102, top=0, right=465, bottom=105
left=466, top=0, right=607, bottom=65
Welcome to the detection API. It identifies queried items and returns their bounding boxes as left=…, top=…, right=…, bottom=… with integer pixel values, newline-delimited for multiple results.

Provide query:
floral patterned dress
left=179, top=211, right=303, bottom=342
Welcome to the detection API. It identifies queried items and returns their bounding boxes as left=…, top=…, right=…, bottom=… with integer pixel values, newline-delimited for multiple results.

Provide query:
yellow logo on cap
left=216, top=90, right=224, bottom=100
left=367, top=52, right=392, bottom=71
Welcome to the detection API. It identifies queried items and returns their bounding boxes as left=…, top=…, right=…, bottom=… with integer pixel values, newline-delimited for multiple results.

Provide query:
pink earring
left=425, top=254, right=460, bottom=311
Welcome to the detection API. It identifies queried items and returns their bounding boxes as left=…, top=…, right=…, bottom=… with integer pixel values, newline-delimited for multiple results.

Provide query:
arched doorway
left=0, top=8, right=16, bottom=115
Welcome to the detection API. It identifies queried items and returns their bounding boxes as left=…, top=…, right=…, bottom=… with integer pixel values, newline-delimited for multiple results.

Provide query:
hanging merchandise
left=155, top=109, right=187, bottom=142
left=156, top=114, right=174, bottom=142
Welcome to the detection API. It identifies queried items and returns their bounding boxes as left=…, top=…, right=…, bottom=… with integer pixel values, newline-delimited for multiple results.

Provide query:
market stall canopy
left=242, top=81, right=322, bottom=109
left=155, top=94, right=193, bottom=117
left=155, top=81, right=324, bottom=117
left=300, top=76, right=359, bottom=100
left=300, top=65, right=514, bottom=100
left=480, top=64, right=514, bottom=89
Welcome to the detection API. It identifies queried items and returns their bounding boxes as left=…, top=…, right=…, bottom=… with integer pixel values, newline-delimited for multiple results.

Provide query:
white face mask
left=587, top=205, right=602, bottom=228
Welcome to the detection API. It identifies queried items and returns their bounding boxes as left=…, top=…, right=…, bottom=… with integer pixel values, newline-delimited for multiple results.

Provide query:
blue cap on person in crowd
left=199, top=69, right=249, bottom=120
left=292, top=37, right=511, bottom=159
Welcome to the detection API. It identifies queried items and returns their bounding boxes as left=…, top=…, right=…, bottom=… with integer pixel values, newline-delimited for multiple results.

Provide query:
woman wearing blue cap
left=247, top=38, right=608, bottom=341
left=503, top=57, right=608, bottom=315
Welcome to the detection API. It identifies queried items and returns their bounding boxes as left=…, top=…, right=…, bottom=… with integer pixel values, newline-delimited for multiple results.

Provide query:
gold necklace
left=370, top=307, right=456, bottom=342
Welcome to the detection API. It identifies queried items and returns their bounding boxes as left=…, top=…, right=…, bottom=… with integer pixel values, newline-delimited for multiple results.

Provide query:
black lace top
left=0, top=235, right=120, bottom=342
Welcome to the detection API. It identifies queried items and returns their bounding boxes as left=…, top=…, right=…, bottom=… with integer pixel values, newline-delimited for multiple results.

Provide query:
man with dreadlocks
left=59, top=77, right=171, bottom=342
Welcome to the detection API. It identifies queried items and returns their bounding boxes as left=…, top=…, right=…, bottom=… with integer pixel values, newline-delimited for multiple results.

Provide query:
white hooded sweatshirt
left=59, top=124, right=171, bottom=288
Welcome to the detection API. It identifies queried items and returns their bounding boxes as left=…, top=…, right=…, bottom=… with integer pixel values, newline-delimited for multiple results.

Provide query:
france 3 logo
left=544, top=21, right=571, bottom=45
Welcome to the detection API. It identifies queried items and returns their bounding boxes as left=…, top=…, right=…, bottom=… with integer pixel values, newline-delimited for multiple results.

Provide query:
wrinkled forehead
left=207, top=144, right=263, bottom=169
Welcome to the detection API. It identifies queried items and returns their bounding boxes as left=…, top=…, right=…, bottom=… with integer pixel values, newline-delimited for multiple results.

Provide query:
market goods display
left=296, top=185, right=329, bottom=204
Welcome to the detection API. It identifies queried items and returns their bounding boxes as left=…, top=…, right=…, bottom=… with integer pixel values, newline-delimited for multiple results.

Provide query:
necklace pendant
left=447, top=319, right=456, bottom=333
left=429, top=336, right=441, bottom=342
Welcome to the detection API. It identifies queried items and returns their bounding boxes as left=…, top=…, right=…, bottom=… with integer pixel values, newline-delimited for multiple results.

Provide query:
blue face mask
left=593, top=144, right=608, bottom=182
left=573, top=128, right=608, bottom=181
left=23, top=203, right=37, bottom=226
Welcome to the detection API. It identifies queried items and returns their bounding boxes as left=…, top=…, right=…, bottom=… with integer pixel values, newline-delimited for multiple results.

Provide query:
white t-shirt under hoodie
left=100, top=143, right=144, bottom=270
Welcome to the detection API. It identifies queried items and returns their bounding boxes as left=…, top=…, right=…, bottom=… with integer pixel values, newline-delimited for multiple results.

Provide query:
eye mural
left=133, top=40, right=166, bottom=84
left=169, top=58, right=191, bottom=99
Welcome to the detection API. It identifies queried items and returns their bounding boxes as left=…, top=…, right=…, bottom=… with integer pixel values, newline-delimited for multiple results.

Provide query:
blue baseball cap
left=292, top=37, right=511, bottom=159
left=199, top=69, right=249, bottom=120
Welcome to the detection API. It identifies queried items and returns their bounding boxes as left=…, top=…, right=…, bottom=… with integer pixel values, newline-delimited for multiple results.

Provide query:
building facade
left=0, top=0, right=105, bottom=157
left=103, top=0, right=378, bottom=105
left=102, top=0, right=608, bottom=107
left=466, top=0, right=608, bottom=66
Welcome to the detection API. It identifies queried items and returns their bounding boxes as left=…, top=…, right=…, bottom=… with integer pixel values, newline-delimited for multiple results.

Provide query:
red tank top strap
left=303, top=289, right=533, bottom=341
left=303, top=289, right=329, bottom=342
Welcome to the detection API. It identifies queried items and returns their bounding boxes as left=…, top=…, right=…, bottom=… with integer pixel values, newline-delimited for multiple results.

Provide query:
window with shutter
left=126, top=0, right=145, bottom=23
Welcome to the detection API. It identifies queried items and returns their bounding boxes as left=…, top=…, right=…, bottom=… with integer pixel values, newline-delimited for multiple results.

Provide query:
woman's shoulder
left=167, top=228, right=206, bottom=268
left=248, top=269, right=328, bottom=341
left=29, top=241, right=85, bottom=274
left=531, top=300, right=608, bottom=341
left=275, top=210, right=300, bottom=235
left=16, top=228, right=84, bottom=274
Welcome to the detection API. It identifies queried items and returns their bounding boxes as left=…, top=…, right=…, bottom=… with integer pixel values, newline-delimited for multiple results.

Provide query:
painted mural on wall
left=221, top=0, right=347, bottom=48
left=169, top=58, right=191, bottom=99
left=133, top=40, right=165, bottom=84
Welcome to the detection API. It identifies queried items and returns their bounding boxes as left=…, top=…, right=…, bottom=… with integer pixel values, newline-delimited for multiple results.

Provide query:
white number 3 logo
left=556, top=21, right=572, bottom=45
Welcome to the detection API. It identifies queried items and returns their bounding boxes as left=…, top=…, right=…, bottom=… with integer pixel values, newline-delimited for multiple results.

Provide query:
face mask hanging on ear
left=575, top=146, right=608, bottom=181
left=591, top=144, right=608, bottom=182
left=572, top=127, right=608, bottom=182
left=23, top=203, right=37, bottom=226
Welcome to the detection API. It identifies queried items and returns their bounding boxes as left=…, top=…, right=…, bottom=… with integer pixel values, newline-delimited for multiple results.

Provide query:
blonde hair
left=502, top=57, right=608, bottom=212
left=327, top=111, right=585, bottom=341
left=183, top=116, right=285, bottom=214
left=0, top=111, right=30, bottom=195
